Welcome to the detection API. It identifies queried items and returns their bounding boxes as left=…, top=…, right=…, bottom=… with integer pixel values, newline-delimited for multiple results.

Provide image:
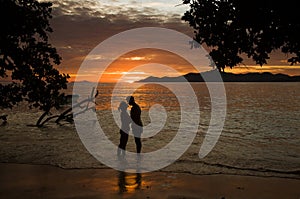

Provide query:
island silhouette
left=138, top=70, right=300, bottom=82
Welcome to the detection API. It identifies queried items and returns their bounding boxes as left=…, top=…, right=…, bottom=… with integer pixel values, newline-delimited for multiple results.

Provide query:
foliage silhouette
left=182, top=0, right=300, bottom=72
left=0, top=0, right=70, bottom=115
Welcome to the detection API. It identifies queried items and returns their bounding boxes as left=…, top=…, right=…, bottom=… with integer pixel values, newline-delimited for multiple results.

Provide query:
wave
left=173, top=159, right=300, bottom=179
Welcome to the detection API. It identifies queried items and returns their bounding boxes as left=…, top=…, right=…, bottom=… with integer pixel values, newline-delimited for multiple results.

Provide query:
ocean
left=69, top=82, right=300, bottom=177
left=1, top=82, right=299, bottom=178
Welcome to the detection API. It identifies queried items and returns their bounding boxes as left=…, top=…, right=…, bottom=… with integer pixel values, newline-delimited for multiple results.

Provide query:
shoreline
left=1, top=110, right=300, bottom=181
left=0, top=163, right=299, bottom=199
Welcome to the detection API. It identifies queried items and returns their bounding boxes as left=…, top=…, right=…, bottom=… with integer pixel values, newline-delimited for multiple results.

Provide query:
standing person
left=117, top=101, right=131, bottom=158
left=126, top=96, right=143, bottom=154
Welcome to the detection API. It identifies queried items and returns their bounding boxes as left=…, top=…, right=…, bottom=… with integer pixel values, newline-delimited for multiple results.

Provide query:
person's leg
left=133, top=126, right=143, bottom=154
left=118, top=130, right=129, bottom=155
left=134, top=136, right=142, bottom=153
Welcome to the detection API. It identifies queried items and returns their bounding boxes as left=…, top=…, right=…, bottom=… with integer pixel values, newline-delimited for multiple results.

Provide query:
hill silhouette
left=138, top=70, right=300, bottom=82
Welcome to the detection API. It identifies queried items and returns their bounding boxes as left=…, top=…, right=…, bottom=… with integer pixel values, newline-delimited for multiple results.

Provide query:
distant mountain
left=138, top=70, right=300, bottom=82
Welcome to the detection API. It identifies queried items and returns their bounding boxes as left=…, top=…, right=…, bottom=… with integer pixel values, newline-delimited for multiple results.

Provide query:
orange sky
left=65, top=48, right=300, bottom=83
left=37, top=0, right=300, bottom=83
left=98, top=49, right=197, bottom=83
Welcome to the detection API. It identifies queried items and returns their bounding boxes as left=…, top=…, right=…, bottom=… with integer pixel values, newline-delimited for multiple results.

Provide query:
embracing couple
left=117, top=96, right=143, bottom=158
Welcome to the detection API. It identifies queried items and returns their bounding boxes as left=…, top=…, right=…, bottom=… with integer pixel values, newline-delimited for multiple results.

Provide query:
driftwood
left=36, top=87, right=99, bottom=127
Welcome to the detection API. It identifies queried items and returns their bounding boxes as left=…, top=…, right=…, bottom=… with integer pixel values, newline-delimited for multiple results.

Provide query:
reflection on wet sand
left=118, top=171, right=142, bottom=194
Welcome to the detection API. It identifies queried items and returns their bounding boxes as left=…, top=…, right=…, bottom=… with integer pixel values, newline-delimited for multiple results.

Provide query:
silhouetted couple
left=117, top=96, right=143, bottom=158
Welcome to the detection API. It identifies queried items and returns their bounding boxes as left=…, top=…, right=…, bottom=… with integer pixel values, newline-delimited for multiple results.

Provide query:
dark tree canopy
left=182, top=0, right=300, bottom=72
left=0, top=0, right=69, bottom=111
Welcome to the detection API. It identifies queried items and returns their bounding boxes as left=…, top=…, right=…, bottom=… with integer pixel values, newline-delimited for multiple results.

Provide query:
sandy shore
left=1, top=109, right=300, bottom=198
left=0, top=163, right=299, bottom=199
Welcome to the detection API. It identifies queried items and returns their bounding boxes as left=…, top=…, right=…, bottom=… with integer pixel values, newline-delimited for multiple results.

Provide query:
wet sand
left=0, top=163, right=299, bottom=199
left=1, top=108, right=300, bottom=198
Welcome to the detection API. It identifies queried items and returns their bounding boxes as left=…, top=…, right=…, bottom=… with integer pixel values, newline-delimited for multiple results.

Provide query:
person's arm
left=127, top=112, right=132, bottom=124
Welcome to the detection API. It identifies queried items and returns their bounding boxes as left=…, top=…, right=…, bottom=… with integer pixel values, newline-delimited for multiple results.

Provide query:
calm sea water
left=69, top=82, right=300, bottom=177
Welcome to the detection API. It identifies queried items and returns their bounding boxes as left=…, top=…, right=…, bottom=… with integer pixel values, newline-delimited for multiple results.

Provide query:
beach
left=1, top=163, right=300, bottom=199
left=2, top=0, right=300, bottom=198
left=0, top=82, right=300, bottom=198
left=0, top=109, right=299, bottom=199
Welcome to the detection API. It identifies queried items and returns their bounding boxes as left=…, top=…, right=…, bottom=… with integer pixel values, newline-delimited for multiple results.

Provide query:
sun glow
left=123, top=56, right=151, bottom=61
left=225, top=65, right=300, bottom=76
left=71, top=48, right=199, bottom=83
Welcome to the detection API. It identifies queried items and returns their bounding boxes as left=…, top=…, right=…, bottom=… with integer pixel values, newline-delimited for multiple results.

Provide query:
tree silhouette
left=182, top=0, right=300, bottom=72
left=0, top=1, right=69, bottom=113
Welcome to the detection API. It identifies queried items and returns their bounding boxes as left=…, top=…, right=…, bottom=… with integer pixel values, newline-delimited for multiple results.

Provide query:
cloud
left=121, top=56, right=152, bottom=61
left=121, top=71, right=146, bottom=75
left=39, top=0, right=300, bottom=80
left=44, top=0, right=187, bottom=21
left=42, top=0, right=193, bottom=80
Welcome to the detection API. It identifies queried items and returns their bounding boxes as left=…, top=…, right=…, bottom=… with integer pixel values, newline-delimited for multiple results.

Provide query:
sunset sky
left=42, top=0, right=300, bottom=82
